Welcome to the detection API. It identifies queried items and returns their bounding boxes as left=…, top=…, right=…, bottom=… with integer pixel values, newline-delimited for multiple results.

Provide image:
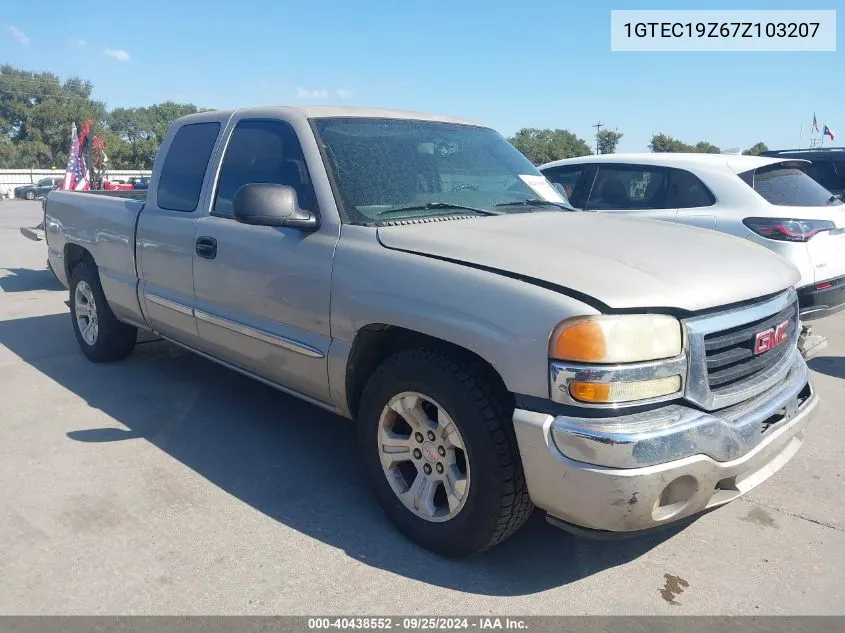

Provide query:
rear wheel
left=358, top=347, right=533, bottom=557
left=69, top=260, right=137, bottom=362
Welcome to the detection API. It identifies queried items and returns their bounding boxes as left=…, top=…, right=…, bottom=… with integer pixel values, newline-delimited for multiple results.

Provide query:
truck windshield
left=312, top=118, right=572, bottom=224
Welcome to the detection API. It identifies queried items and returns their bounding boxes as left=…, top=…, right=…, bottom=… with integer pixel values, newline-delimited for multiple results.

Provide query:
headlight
left=550, top=315, right=682, bottom=364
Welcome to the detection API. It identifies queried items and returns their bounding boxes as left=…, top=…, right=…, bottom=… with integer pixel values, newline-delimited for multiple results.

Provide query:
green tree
left=106, top=102, right=201, bottom=169
left=649, top=133, right=720, bottom=154
left=1, top=64, right=205, bottom=169
left=0, top=65, right=107, bottom=167
left=743, top=142, right=769, bottom=156
left=508, top=128, right=592, bottom=165
left=693, top=141, right=721, bottom=154
left=596, top=129, right=623, bottom=154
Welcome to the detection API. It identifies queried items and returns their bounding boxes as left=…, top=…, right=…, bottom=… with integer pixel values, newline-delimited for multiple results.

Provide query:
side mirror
left=232, top=183, right=317, bottom=230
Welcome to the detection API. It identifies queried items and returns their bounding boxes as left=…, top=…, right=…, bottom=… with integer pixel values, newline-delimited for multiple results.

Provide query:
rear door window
left=667, top=169, right=715, bottom=208
left=585, top=165, right=670, bottom=210
left=157, top=122, right=221, bottom=212
left=739, top=163, right=842, bottom=207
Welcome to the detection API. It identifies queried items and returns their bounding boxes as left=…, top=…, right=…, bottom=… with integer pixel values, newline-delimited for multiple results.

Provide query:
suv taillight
left=743, top=217, right=835, bottom=242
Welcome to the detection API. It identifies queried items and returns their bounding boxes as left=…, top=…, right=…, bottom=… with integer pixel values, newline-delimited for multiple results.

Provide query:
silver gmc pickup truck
left=42, top=106, right=818, bottom=557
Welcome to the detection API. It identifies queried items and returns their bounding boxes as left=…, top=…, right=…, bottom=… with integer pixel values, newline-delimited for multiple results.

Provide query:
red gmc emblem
left=754, top=320, right=791, bottom=355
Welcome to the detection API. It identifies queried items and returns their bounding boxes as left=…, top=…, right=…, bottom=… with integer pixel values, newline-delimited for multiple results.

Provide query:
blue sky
left=1, top=0, right=842, bottom=152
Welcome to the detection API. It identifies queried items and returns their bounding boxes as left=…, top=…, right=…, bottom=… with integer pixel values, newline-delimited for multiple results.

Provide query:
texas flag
left=824, top=125, right=837, bottom=141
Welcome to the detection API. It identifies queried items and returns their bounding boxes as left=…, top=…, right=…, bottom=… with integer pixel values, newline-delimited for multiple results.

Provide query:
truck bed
left=45, top=190, right=147, bottom=326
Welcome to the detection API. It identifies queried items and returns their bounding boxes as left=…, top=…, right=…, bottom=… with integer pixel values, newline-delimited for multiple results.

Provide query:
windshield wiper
left=377, top=202, right=502, bottom=217
left=826, top=195, right=842, bottom=205
left=493, top=198, right=578, bottom=211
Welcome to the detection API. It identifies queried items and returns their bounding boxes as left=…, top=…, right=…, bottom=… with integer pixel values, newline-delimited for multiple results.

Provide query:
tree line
left=507, top=128, right=769, bottom=165
left=0, top=64, right=203, bottom=169
left=2, top=64, right=770, bottom=170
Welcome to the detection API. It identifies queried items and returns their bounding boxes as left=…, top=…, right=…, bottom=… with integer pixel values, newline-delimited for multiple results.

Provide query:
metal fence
left=0, top=168, right=153, bottom=197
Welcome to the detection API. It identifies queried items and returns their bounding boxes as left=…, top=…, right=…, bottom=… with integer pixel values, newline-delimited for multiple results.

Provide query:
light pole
left=593, top=121, right=604, bottom=153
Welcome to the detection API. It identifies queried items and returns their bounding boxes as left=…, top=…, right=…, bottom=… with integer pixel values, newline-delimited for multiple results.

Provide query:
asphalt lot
left=1, top=197, right=844, bottom=615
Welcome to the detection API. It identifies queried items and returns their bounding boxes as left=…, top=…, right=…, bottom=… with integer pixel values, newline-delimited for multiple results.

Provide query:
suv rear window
left=739, top=163, right=842, bottom=207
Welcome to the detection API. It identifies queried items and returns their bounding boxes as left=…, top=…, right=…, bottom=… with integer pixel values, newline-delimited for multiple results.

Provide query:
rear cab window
left=157, top=122, right=221, bottom=212
left=739, top=161, right=843, bottom=207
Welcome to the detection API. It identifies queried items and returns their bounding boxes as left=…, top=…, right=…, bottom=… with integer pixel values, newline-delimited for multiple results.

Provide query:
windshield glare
left=313, top=118, right=569, bottom=223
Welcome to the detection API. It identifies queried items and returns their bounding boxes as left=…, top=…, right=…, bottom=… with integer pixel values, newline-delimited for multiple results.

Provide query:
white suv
left=540, top=153, right=845, bottom=322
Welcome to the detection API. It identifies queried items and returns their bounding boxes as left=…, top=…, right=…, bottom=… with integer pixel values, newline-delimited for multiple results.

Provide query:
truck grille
left=704, top=301, right=799, bottom=394
left=684, top=290, right=800, bottom=411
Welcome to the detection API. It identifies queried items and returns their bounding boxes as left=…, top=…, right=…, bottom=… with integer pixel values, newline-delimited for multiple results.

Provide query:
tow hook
left=797, top=323, right=828, bottom=361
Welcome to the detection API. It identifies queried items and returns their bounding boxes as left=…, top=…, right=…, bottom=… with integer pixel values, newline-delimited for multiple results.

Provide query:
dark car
left=760, top=147, right=845, bottom=199
left=127, top=176, right=150, bottom=190
left=14, top=177, right=62, bottom=200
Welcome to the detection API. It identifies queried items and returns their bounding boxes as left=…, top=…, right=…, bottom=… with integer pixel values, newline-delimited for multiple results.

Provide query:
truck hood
left=376, top=212, right=800, bottom=312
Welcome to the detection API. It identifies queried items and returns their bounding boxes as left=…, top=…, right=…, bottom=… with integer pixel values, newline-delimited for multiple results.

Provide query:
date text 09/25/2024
left=307, top=618, right=528, bottom=630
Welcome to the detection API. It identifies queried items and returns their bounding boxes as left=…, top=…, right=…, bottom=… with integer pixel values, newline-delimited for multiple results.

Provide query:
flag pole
left=799, top=121, right=803, bottom=149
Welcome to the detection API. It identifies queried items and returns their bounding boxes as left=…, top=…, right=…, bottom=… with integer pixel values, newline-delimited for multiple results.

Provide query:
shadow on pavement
left=0, top=311, right=686, bottom=596
left=808, top=356, right=845, bottom=380
left=0, top=267, right=64, bottom=293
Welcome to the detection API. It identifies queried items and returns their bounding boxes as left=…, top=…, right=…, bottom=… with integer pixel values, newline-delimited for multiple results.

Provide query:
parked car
left=42, top=106, right=817, bottom=556
left=759, top=147, right=845, bottom=200
left=127, top=176, right=150, bottom=190
left=540, top=153, right=845, bottom=325
left=14, top=177, right=61, bottom=200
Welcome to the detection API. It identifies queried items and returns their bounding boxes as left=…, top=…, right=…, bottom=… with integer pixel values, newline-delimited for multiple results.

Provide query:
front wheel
left=24, top=190, right=35, bottom=200
left=358, top=347, right=533, bottom=557
left=69, top=260, right=137, bottom=362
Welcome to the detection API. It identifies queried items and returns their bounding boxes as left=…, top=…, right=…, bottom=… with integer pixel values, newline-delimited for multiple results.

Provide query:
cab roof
left=184, top=105, right=483, bottom=127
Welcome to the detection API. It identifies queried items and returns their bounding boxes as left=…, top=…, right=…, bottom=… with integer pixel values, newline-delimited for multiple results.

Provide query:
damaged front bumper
left=512, top=348, right=818, bottom=536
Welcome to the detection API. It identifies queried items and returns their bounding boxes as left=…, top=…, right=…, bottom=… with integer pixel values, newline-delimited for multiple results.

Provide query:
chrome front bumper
left=513, top=349, right=818, bottom=534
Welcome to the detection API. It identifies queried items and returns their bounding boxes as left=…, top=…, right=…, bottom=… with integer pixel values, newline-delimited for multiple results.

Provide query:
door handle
left=195, top=236, right=217, bottom=259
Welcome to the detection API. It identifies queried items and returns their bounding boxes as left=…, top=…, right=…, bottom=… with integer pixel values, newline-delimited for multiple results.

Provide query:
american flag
left=62, top=123, right=90, bottom=191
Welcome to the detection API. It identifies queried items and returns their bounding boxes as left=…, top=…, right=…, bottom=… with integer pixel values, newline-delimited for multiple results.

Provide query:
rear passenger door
left=581, top=164, right=679, bottom=222
left=136, top=116, right=226, bottom=349
left=669, top=168, right=718, bottom=229
left=191, top=116, right=338, bottom=404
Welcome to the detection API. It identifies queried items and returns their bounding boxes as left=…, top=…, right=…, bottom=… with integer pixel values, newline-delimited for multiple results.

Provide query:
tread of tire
left=365, top=346, right=534, bottom=552
left=70, top=260, right=137, bottom=362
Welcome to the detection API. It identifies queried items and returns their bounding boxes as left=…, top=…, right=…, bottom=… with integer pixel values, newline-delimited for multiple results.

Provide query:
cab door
left=136, top=114, right=228, bottom=349
left=670, top=168, right=718, bottom=230
left=191, top=115, right=339, bottom=404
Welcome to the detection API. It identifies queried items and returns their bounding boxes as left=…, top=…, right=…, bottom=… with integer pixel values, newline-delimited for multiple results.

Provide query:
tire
left=358, top=346, right=533, bottom=557
left=25, top=190, right=35, bottom=200
left=69, top=260, right=137, bottom=362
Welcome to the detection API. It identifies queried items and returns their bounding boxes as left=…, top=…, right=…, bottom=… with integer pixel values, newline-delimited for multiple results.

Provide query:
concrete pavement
left=1, top=198, right=843, bottom=615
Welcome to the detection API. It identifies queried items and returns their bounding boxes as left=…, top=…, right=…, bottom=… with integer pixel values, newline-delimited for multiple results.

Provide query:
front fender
left=329, top=226, right=600, bottom=402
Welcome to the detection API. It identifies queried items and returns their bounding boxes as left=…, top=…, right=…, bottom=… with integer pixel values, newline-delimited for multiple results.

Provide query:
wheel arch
left=344, top=323, right=512, bottom=421
left=64, top=242, right=95, bottom=283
